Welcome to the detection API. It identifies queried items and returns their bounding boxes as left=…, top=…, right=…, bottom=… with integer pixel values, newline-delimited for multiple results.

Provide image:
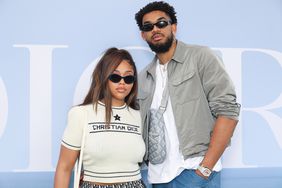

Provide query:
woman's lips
left=116, top=87, right=126, bottom=93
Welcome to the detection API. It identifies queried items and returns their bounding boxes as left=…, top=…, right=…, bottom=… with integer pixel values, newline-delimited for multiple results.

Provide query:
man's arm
left=196, top=116, right=238, bottom=178
left=195, top=47, right=240, bottom=178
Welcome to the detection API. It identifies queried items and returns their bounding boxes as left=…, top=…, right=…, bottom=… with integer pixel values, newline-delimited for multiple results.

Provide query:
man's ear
left=141, top=32, right=146, bottom=40
left=172, top=24, right=177, bottom=36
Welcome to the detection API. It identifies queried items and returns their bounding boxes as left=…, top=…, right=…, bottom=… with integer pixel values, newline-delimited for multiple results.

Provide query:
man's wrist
left=197, top=164, right=212, bottom=177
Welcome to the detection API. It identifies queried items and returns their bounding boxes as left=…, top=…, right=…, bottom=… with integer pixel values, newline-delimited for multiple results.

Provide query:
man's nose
left=152, top=24, right=161, bottom=32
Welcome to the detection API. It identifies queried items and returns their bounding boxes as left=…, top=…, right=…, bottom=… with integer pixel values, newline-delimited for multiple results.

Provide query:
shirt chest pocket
left=137, top=90, right=151, bottom=113
left=171, top=71, right=201, bottom=103
left=137, top=90, right=150, bottom=101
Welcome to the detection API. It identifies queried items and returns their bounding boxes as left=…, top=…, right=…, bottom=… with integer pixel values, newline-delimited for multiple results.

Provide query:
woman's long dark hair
left=81, top=47, right=139, bottom=125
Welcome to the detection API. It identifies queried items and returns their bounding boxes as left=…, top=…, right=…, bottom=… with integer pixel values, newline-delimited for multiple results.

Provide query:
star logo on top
left=114, top=114, right=121, bottom=121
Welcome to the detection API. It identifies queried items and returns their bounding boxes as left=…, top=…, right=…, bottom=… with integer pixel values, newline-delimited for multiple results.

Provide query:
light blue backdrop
left=0, top=0, right=282, bottom=187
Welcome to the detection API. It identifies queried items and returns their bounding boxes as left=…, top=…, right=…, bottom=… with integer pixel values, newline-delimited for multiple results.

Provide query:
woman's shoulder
left=68, top=104, right=93, bottom=116
left=126, top=106, right=141, bottom=116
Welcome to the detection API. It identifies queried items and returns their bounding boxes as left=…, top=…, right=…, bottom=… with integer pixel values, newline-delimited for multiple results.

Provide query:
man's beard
left=147, top=33, right=174, bottom=53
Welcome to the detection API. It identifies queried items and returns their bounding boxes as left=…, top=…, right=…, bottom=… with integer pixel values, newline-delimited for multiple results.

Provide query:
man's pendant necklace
left=159, top=63, right=167, bottom=88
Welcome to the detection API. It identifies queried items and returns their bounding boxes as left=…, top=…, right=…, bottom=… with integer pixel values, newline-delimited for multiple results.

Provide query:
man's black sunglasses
left=108, top=74, right=135, bottom=84
left=141, top=20, right=171, bottom=32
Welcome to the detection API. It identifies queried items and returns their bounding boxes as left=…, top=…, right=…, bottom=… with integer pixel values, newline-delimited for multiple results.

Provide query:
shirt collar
left=171, top=40, right=186, bottom=64
left=146, top=40, right=186, bottom=76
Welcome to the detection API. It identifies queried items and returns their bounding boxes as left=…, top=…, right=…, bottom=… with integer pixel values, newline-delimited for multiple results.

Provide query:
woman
left=54, top=47, right=146, bottom=188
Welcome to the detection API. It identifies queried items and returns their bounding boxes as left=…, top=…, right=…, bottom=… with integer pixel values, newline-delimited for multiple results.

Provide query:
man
left=135, top=1, right=241, bottom=188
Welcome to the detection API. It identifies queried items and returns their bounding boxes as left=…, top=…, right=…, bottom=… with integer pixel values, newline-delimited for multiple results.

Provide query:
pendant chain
left=159, top=63, right=168, bottom=88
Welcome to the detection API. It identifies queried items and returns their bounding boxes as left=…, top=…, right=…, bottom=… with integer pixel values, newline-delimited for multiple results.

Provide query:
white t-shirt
left=62, top=102, right=145, bottom=183
left=148, top=62, right=222, bottom=184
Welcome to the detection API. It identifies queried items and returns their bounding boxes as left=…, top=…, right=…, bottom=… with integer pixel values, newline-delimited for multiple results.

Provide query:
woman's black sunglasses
left=108, top=74, right=135, bottom=84
left=141, top=20, right=171, bottom=32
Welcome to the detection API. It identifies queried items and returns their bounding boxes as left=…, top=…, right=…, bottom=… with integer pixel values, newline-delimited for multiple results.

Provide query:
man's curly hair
left=135, top=1, right=177, bottom=31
